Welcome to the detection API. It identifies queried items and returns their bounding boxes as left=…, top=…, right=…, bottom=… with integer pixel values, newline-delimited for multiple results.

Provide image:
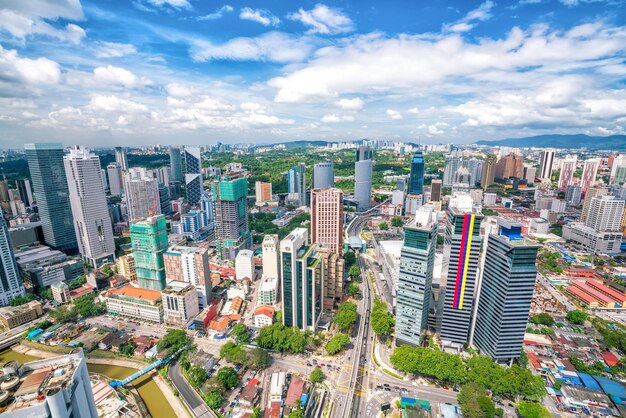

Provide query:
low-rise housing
left=254, top=305, right=274, bottom=328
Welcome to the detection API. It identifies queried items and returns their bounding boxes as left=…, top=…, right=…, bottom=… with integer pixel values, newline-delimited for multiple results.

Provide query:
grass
left=22, top=340, right=73, bottom=354
left=382, top=368, right=403, bottom=379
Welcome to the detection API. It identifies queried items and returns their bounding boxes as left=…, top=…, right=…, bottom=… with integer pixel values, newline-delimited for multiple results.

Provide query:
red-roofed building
left=602, top=352, right=620, bottom=367
left=240, top=381, right=260, bottom=408
left=264, top=401, right=281, bottom=418
left=70, top=284, right=96, bottom=300
left=565, top=285, right=599, bottom=307
left=285, top=376, right=305, bottom=408
left=570, top=281, right=616, bottom=307
left=254, top=305, right=275, bottom=328
left=527, top=352, right=542, bottom=370
left=586, top=280, right=626, bottom=305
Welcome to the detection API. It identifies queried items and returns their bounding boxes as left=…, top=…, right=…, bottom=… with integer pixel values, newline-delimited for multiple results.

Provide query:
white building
left=235, top=249, right=255, bottom=281
left=563, top=196, right=625, bottom=254
left=262, top=235, right=280, bottom=280
left=124, top=167, right=160, bottom=222
left=269, top=371, right=286, bottom=403
left=551, top=199, right=566, bottom=213
left=0, top=215, right=25, bottom=306
left=162, top=281, right=199, bottom=325
left=483, top=193, right=497, bottom=206
left=258, top=277, right=278, bottom=305
left=64, top=147, right=115, bottom=267
left=254, top=305, right=274, bottom=328
left=106, top=162, right=123, bottom=196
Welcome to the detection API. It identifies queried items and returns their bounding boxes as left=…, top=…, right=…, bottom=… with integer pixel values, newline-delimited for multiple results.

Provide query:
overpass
left=109, top=346, right=187, bottom=388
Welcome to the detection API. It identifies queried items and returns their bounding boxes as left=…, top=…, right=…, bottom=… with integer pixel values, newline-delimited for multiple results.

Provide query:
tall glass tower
left=0, top=215, right=25, bottom=306
left=408, top=151, right=425, bottom=195
left=131, top=215, right=168, bottom=291
left=169, top=147, right=183, bottom=183
left=184, top=146, right=202, bottom=206
left=24, top=143, right=78, bottom=253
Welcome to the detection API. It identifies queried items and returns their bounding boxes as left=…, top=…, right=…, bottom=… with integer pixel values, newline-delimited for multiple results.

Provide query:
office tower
left=262, top=234, right=280, bottom=280
left=156, top=167, right=170, bottom=186
left=131, top=214, right=167, bottom=291
left=430, top=180, right=442, bottom=202
left=158, top=183, right=172, bottom=217
left=408, top=151, right=425, bottom=195
left=494, top=153, right=523, bottom=179
left=311, top=187, right=344, bottom=255
left=395, top=207, right=437, bottom=346
left=580, top=159, right=600, bottom=192
left=286, top=163, right=306, bottom=207
left=280, top=228, right=322, bottom=330
left=452, top=167, right=471, bottom=193
left=354, top=145, right=373, bottom=211
left=107, top=162, right=123, bottom=196
left=466, top=158, right=484, bottom=187
left=199, top=191, right=214, bottom=231
left=169, top=180, right=181, bottom=200
left=581, top=187, right=608, bottom=222
left=481, top=154, right=497, bottom=190
left=0, top=180, right=8, bottom=203
left=609, top=155, right=625, bottom=184
left=124, top=168, right=160, bottom=222
left=2, top=351, right=98, bottom=418
left=443, top=154, right=463, bottom=187
left=169, top=147, right=183, bottom=182
left=163, top=246, right=212, bottom=308
left=614, top=166, right=626, bottom=186
left=255, top=181, right=273, bottom=205
left=564, top=195, right=624, bottom=254
left=184, top=146, right=203, bottom=206
left=472, top=219, right=539, bottom=364
left=64, top=147, right=115, bottom=267
left=312, top=161, right=334, bottom=189
left=115, top=146, right=128, bottom=170
left=0, top=215, right=25, bottom=306
left=24, top=143, right=78, bottom=253
left=439, top=194, right=484, bottom=347
left=317, top=246, right=344, bottom=310
left=212, top=175, right=251, bottom=260
left=523, top=166, right=536, bottom=185
left=558, top=156, right=577, bottom=191
left=539, top=149, right=555, bottom=179
left=565, top=185, right=582, bottom=206
left=16, top=179, right=33, bottom=207
left=236, top=249, right=254, bottom=280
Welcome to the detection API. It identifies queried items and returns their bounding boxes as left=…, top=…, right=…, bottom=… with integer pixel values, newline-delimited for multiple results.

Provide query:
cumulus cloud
left=92, top=65, right=152, bottom=88
left=197, top=5, right=233, bottom=21
left=386, top=109, right=403, bottom=120
left=87, top=95, right=148, bottom=113
left=321, top=114, right=355, bottom=123
left=445, top=1, right=495, bottom=33
left=94, top=42, right=137, bottom=58
left=0, top=44, right=61, bottom=86
left=166, top=83, right=193, bottom=97
left=336, top=97, right=364, bottom=110
left=288, top=4, right=353, bottom=35
left=239, top=8, right=280, bottom=26
left=147, top=0, right=191, bottom=10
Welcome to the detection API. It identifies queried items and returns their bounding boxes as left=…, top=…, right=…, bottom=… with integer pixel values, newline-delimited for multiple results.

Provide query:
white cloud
left=197, top=5, right=233, bottom=21
left=93, top=65, right=152, bottom=88
left=87, top=95, right=148, bottom=113
left=408, top=107, right=419, bottom=114
left=240, top=102, right=263, bottom=111
left=166, top=83, right=193, bottom=97
left=288, top=4, right=353, bottom=35
left=147, top=0, right=191, bottom=9
left=0, top=9, right=85, bottom=44
left=386, top=109, right=403, bottom=120
left=321, top=114, right=354, bottom=123
left=426, top=122, right=448, bottom=135
left=94, top=42, right=137, bottom=58
left=336, top=97, right=364, bottom=110
left=0, top=44, right=61, bottom=85
left=444, top=0, right=495, bottom=32
left=239, top=7, right=280, bottom=26
left=191, top=31, right=314, bottom=63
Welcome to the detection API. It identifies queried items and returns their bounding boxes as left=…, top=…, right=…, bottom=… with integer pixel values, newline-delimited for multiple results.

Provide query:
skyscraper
left=472, top=219, right=539, bottom=365
left=184, top=146, right=203, bottom=206
left=280, top=228, right=322, bottom=330
left=395, top=207, right=437, bottom=346
left=169, top=147, right=183, bottom=182
left=580, top=158, right=600, bottom=193
left=107, top=162, right=123, bottom=196
left=539, top=149, right=555, bottom=179
left=212, top=175, right=251, bottom=260
left=312, top=161, right=334, bottom=189
left=286, top=163, right=306, bottom=207
left=408, top=151, right=425, bottom=195
left=262, top=234, right=280, bottom=280
left=581, top=187, right=608, bottom=223
left=558, top=156, right=577, bottom=191
left=115, top=146, right=128, bottom=170
left=481, top=154, right=497, bottom=190
left=124, top=168, right=160, bottom=222
left=15, top=179, right=33, bottom=208
left=311, top=187, right=344, bottom=255
left=494, top=153, right=523, bottom=180
left=439, top=194, right=483, bottom=347
left=131, top=215, right=168, bottom=291
left=255, top=181, right=273, bottom=205
left=158, top=183, right=172, bottom=217
left=466, top=158, right=484, bottom=187
left=24, top=143, right=78, bottom=253
left=0, top=215, right=25, bottom=306
left=354, top=145, right=373, bottom=211
left=430, top=179, right=442, bottom=202
left=64, top=147, right=115, bottom=267
left=523, top=166, right=536, bottom=185
left=585, top=195, right=625, bottom=233
left=565, top=185, right=582, bottom=206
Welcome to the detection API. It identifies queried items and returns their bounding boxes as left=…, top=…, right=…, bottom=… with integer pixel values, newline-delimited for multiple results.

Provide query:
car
left=320, top=363, right=325, bottom=367
left=384, top=387, right=391, bottom=391
left=306, top=363, right=312, bottom=367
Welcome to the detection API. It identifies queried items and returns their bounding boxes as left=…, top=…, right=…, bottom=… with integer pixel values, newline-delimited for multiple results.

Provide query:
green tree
left=50, top=306, right=78, bottom=324
left=10, top=293, right=37, bottom=306
left=231, top=323, right=250, bottom=343
left=326, top=333, right=350, bottom=355
left=333, top=302, right=357, bottom=331
left=220, top=341, right=248, bottom=364
left=119, top=340, right=137, bottom=356
left=379, top=222, right=389, bottom=230
left=566, top=310, right=587, bottom=325
left=157, top=329, right=191, bottom=355
left=73, top=294, right=106, bottom=317
left=347, top=282, right=360, bottom=296
left=310, top=367, right=325, bottom=383
left=529, top=313, right=554, bottom=326
left=186, top=365, right=208, bottom=388
left=348, top=265, right=360, bottom=278
left=344, top=252, right=356, bottom=267
left=217, top=367, right=239, bottom=390
left=371, top=299, right=394, bottom=337
left=517, top=402, right=551, bottom=418
left=204, top=390, right=222, bottom=409
left=247, top=347, right=270, bottom=369
left=251, top=407, right=262, bottom=418
left=391, top=217, right=403, bottom=227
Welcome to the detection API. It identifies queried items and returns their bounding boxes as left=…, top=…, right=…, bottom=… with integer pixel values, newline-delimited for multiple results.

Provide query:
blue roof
left=578, top=373, right=602, bottom=392
left=26, top=329, right=44, bottom=340
left=593, top=376, right=626, bottom=398
left=558, top=376, right=583, bottom=387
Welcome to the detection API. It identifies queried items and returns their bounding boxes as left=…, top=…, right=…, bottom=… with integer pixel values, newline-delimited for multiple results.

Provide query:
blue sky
left=0, top=0, right=624, bottom=147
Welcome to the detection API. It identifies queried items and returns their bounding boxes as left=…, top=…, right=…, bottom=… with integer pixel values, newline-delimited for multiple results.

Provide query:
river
left=0, top=348, right=176, bottom=417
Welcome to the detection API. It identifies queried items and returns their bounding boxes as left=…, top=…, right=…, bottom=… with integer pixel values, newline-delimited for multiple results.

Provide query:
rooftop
left=107, top=285, right=161, bottom=303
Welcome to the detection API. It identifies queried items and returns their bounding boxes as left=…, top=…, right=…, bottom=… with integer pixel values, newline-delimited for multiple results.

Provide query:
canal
left=0, top=349, right=176, bottom=417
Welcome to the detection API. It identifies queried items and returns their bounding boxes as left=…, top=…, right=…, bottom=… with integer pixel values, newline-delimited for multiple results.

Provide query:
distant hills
left=475, top=134, right=626, bottom=151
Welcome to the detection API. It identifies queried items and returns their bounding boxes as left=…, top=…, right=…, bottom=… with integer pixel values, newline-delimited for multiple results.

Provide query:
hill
left=475, top=134, right=626, bottom=151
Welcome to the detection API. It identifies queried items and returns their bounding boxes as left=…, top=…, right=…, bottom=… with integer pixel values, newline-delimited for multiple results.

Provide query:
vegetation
left=371, top=299, right=395, bottom=337
left=220, top=342, right=248, bottom=364
left=346, top=282, right=360, bottom=296
left=310, top=367, right=325, bottom=383
left=325, top=333, right=350, bottom=355
left=216, top=367, right=239, bottom=390
left=569, top=357, right=606, bottom=375
left=379, top=222, right=389, bottom=230
left=348, top=265, right=360, bottom=278
left=458, top=383, right=496, bottom=418
left=203, top=390, right=222, bottom=409
left=566, top=310, right=587, bottom=325
left=119, top=340, right=137, bottom=356
left=73, top=294, right=106, bottom=317
left=10, top=293, right=37, bottom=306
left=344, top=251, right=356, bottom=267
left=231, top=323, right=250, bottom=343
left=187, top=365, right=208, bottom=388
left=157, top=329, right=191, bottom=356
left=529, top=313, right=555, bottom=327
left=333, top=302, right=357, bottom=331
left=256, top=322, right=307, bottom=353
left=537, top=251, right=563, bottom=274
left=591, top=317, right=626, bottom=353
left=247, top=347, right=270, bottom=369
left=517, top=401, right=551, bottom=418
left=390, top=346, right=546, bottom=401
left=482, top=209, right=498, bottom=216
left=50, top=306, right=78, bottom=323
left=68, top=275, right=87, bottom=290
left=391, top=217, right=403, bottom=227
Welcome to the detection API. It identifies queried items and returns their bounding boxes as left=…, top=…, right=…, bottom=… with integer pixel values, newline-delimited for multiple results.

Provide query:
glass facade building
left=408, top=151, right=425, bottom=195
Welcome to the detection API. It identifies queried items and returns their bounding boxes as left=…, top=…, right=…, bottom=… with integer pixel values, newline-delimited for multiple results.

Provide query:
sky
left=0, top=0, right=625, bottom=148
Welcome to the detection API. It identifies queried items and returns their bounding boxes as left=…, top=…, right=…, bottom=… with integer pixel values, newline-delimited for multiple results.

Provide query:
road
left=168, top=359, right=215, bottom=418
left=536, top=274, right=576, bottom=311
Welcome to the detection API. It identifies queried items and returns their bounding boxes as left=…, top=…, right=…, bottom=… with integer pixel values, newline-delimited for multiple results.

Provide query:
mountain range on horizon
left=474, top=134, right=626, bottom=151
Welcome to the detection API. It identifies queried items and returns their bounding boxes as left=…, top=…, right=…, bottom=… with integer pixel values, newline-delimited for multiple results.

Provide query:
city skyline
left=0, top=0, right=625, bottom=147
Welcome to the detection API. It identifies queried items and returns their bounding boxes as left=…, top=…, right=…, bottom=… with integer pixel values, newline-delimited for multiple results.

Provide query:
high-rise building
left=452, top=167, right=471, bottom=193
left=212, top=175, right=251, bottom=260
left=408, top=151, right=425, bottom=195
left=558, top=156, right=577, bottom=191
left=311, top=187, right=344, bottom=255
left=286, top=163, right=306, bottom=207
left=580, top=158, right=600, bottom=192
left=115, top=146, right=128, bottom=170
left=539, top=149, right=555, bottom=179
left=131, top=215, right=167, bottom=291
left=115, top=254, right=136, bottom=280
left=581, top=187, right=608, bottom=223
left=184, top=146, right=203, bottom=206
left=466, top=158, right=484, bottom=187
left=0, top=215, right=25, bottom=306
left=169, top=147, right=183, bottom=182
left=280, top=228, right=322, bottom=330
left=64, top=147, right=115, bottom=267
left=106, top=162, right=123, bottom=196
left=609, top=155, right=625, bottom=184
left=565, top=185, right=582, bottom=206
left=262, top=234, right=280, bottom=280
left=312, top=161, right=334, bottom=189
left=235, top=249, right=254, bottom=281
left=255, top=181, right=273, bottom=205
left=472, top=219, right=539, bottom=364
left=354, top=145, right=373, bottom=211
left=317, top=247, right=344, bottom=310
left=614, top=166, right=626, bottom=186
left=523, top=166, right=536, bottom=185
left=162, top=281, right=199, bottom=325
left=481, top=154, right=497, bottom=190
left=124, top=168, right=160, bottom=222
left=430, top=179, right=442, bottom=202
left=395, top=207, right=437, bottom=346
left=158, top=183, right=172, bottom=217
left=15, top=179, right=33, bottom=208
left=494, top=153, right=523, bottom=180
left=564, top=195, right=624, bottom=254
left=585, top=195, right=625, bottom=232
left=439, top=194, right=484, bottom=347
left=24, top=143, right=78, bottom=253
left=163, top=246, right=212, bottom=308
left=443, top=154, right=463, bottom=187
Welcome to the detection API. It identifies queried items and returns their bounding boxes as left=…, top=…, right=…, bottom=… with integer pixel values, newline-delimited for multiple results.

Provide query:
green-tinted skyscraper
left=212, top=174, right=251, bottom=260
left=131, top=215, right=168, bottom=291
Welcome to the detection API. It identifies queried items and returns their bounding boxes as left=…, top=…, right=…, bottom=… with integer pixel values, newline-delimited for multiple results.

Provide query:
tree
left=251, top=407, right=262, bottom=418
left=186, top=365, right=208, bottom=388
left=347, top=282, right=360, bottom=296
left=73, top=294, right=106, bottom=318
left=529, top=313, right=554, bottom=327
left=326, top=333, right=350, bottom=355
left=256, top=322, right=307, bottom=354
left=379, top=222, right=389, bottom=230
left=391, top=217, right=403, bottom=227
left=371, top=299, right=394, bottom=337
left=566, top=310, right=587, bottom=325
left=517, top=401, right=551, bottom=418
left=247, top=347, right=270, bottom=369
left=50, top=306, right=78, bottom=324
left=220, top=341, right=248, bottom=364
left=119, top=340, right=137, bottom=356
left=157, top=329, right=191, bottom=355
left=231, top=323, right=250, bottom=343
left=333, top=302, right=357, bottom=331
left=344, top=252, right=356, bottom=267
left=204, top=390, right=222, bottom=409
left=217, top=367, right=239, bottom=390
left=310, top=367, right=325, bottom=383
left=348, top=265, right=360, bottom=278
left=10, top=293, right=37, bottom=307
